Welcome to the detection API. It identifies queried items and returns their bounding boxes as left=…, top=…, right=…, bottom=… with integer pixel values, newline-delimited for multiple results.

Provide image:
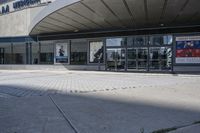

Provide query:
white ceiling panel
left=44, top=17, right=76, bottom=31
left=147, top=0, right=165, bottom=25
left=69, top=2, right=110, bottom=28
left=30, top=0, right=200, bottom=35
left=50, top=12, right=89, bottom=30
left=82, top=0, right=124, bottom=28
left=175, top=0, right=200, bottom=24
left=58, top=8, right=99, bottom=29
left=102, top=0, right=134, bottom=27
left=38, top=22, right=69, bottom=32
left=163, top=0, right=189, bottom=24
left=125, top=0, right=146, bottom=27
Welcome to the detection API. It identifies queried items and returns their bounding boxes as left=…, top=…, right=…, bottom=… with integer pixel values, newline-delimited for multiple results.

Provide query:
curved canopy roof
left=29, top=0, right=200, bottom=35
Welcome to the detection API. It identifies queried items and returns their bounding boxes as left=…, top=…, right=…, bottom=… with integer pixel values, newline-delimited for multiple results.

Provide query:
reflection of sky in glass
left=107, top=49, right=122, bottom=61
left=106, top=38, right=123, bottom=46
left=164, top=35, right=173, bottom=45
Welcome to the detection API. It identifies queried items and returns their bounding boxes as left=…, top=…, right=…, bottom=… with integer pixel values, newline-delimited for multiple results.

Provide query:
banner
left=55, top=43, right=68, bottom=63
left=176, top=36, right=200, bottom=64
left=89, top=41, right=103, bottom=63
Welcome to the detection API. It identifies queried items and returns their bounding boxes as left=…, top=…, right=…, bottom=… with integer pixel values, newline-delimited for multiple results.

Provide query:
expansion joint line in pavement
left=48, top=95, right=79, bottom=133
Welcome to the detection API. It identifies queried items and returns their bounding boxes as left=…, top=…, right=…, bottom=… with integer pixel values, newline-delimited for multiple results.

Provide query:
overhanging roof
left=29, top=0, right=200, bottom=35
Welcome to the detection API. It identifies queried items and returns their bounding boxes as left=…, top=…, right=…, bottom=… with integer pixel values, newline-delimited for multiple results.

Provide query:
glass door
left=106, top=48, right=125, bottom=71
left=127, top=48, right=148, bottom=71
left=149, top=47, right=172, bottom=71
left=138, top=48, right=148, bottom=70
left=127, top=48, right=136, bottom=70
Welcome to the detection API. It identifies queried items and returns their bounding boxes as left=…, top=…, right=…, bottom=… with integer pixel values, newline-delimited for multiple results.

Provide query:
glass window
left=150, top=35, right=173, bottom=45
left=0, top=43, right=12, bottom=64
left=128, top=61, right=136, bottom=69
left=127, top=36, right=146, bottom=46
left=31, top=42, right=39, bottom=64
left=106, top=38, right=126, bottom=47
left=127, top=48, right=136, bottom=59
left=150, top=47, right=160, bottom=60
left=149, top=47, right=172, bottom=70
left=160, top=47, right=172, bottom=70
left=164, top=35, right=173, bottom=45
left=151, top=36, right=163, bottom=45
left=13, top=43, right=26, bottom=64
left=134, top=36, right=146, bottom=46
left=106, top=48, right=125, bottom=70
left=149, top=47, right=160, bottom=69
left=40, top=41, right=54, bottom=64
left=127, top=48, right=136, bottom=70
left=138, top=48, right=148, bottom=59
left=89, top=41, right=104, bottom=63
left=70, top=39, right=87, bottom=65
left=138, top=48, right=148, bottom=69
left=127, top=37, right=133, bottom=47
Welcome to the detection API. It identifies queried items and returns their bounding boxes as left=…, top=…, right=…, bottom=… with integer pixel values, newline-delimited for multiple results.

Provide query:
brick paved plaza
left=0, top=70, right=200, bottom=133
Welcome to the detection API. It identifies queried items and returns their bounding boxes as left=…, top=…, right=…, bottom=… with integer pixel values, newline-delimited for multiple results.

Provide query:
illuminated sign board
left=0, top=0, right=41, bottom=14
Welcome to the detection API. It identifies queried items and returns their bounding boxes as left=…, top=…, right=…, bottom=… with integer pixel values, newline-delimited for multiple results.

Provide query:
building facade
left=0, top=0, right=200, bottom=72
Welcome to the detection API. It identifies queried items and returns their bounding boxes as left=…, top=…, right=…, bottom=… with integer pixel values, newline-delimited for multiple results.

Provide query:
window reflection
left=106, top=48, right=125, bottom=70
left=40, top=41, right=54, bottom=64
left=150, top=35, right=173, bottom=45
left=138, top=48, right=148, bottom=59
left=127, top=48, right=136, bottom=59
left=134, top=36, right=146, bottom=45
left=0, top=43, right=12, bottom=64
left=127, top=37, right=133, bottom=47
left=106, top=38, right=126, bottom=47
left=149, top=47, right=172, bottom=70
left=70, top=39, right=87, bottom=65
left=127, top=48, right=148, bottom=70
left=13, top=43, right=26, bottom=64
left=151, top=36, right=163, bottom=45
left=31, top=42, right=39, bottom=64
left=164, top=35, right=173, bottom=45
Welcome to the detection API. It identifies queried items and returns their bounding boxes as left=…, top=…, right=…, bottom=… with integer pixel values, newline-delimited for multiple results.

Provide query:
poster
left=176, top=36, right=200, bottom=64
left=55, top=43, right=68, bottom=63
left=89, top=42, right=103, bottom=63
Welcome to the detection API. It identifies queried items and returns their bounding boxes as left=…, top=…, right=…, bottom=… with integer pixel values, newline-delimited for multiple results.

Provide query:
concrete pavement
left=0, top=70, right=200, bottom=133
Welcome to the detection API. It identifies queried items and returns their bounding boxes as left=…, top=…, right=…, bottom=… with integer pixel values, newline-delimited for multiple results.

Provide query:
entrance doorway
left=127, top=48, right=148, bottom=71
left=105, top=35, right=173, bottom=72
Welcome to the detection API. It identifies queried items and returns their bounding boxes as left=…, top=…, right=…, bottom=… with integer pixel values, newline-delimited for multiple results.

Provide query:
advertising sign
left=89, top=41, right=103, bottom=63
left=176, top=36, right=200, bottom=64
left=55, top=43, right=68, bottom=64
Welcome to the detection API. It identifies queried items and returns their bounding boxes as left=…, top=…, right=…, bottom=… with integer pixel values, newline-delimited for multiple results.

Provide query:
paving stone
left=0, top=70, right=200, bottom=133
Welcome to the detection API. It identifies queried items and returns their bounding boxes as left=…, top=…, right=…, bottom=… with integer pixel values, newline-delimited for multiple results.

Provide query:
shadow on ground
left=0, top=85, right=200, bottom=133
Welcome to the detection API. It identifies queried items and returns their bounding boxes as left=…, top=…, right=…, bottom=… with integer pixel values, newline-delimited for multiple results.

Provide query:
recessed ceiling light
left=74, top=29, right=79, bottom=32
left=160, top=23, right=164, bottom=27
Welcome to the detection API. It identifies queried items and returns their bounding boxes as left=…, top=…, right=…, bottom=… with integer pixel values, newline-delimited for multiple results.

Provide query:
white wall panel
left=0, top=6, right=45, bottom=37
